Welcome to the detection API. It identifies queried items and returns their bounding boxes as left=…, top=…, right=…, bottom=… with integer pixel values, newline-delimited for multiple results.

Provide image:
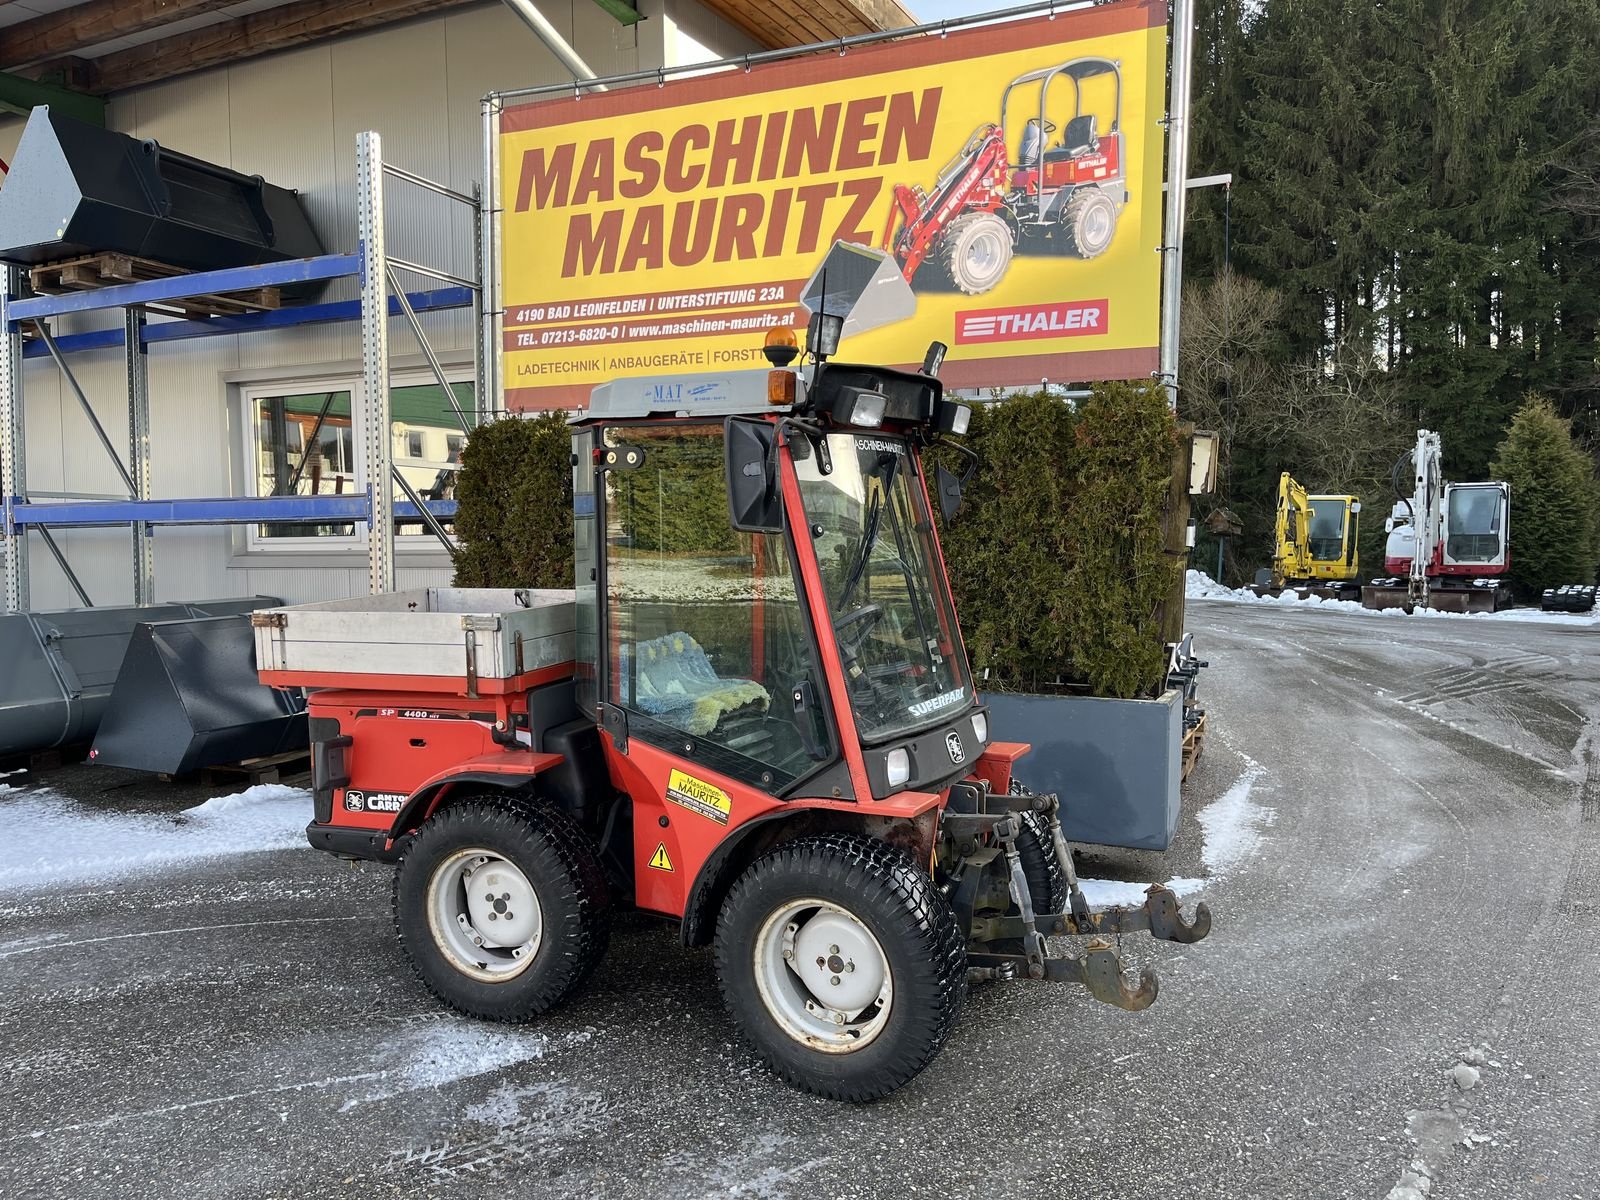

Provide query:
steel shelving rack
left=0, top=131, right=485, bottom=612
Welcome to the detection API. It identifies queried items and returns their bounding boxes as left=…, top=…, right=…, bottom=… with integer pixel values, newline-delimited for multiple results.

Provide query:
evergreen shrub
left=934, top=382, right=1182, bottom=699
left=1489, top=395, right=1600, bottom=596
left=451, top=412, right=574, bottom=589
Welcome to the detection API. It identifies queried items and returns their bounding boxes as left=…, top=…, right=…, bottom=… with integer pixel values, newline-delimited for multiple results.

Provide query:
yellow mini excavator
left=1251, top=473, right=1362, bottom=602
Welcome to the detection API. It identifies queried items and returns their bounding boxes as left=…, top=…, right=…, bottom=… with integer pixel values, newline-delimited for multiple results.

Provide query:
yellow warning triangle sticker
left=648, top=843, right=674, bottom=872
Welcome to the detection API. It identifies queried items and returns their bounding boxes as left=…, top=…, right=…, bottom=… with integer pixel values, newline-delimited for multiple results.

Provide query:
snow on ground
left=1078, top=876, right=1205, bottom=908
left=0, top=781, right=311, bottom=891
left=1185, top=569, right=1600, bottom=626
left=1197, top=752, right=1273, bottom=877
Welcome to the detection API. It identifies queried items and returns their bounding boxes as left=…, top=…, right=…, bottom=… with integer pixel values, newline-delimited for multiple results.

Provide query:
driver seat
left=1060, top=114, right=1098, bottom=157
left=622, top=631, right=770, bottom=737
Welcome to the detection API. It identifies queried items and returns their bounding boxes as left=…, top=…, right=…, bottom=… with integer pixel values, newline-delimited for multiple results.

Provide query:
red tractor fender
left=383, top=749, right=565, bottom=850
left=678, top=792, right=944, bottom=947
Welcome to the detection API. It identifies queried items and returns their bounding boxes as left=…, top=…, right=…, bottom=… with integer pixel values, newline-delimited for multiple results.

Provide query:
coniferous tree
left=1488, top=395, right=1600, bottom=594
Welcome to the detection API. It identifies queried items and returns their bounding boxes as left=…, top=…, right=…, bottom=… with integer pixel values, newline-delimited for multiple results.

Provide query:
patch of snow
left=0, top=784, right=310, bottom=892
left=1197, top=756, right=1272, bottom=876
left=1451, top=1064, right=1481, bottom=1092
left=1185, top=569, right=1600, bottom=625
left=1078, top=876, right=1205, bottom=909
left=341, top=1023, right=594, bottom=1111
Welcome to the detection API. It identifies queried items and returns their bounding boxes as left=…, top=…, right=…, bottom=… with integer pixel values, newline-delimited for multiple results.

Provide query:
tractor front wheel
left=933, top=211, right=1013, bottom=295
left=394, top=798, right=610, bottom=1021
left=714, top=833, right=966, bottom=1101
left=1061, top=188, right=1118, bottom=258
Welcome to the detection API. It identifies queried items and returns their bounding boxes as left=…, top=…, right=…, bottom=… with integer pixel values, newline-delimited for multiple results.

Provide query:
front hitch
left=945, top=784, right=1211, bottom=1012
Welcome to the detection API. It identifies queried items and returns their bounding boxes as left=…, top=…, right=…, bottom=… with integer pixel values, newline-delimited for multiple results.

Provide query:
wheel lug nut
left=488, top=912, right=498, bottom=920
left=830, top=975, right=841, bottom=985
left=845, top=962, right=855, bottom=973
left=829, top=944, right=840, bottom=955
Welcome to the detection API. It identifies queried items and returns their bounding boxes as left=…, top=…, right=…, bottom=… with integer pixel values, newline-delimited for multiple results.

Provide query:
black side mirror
left=725, top=416, right=783, bottom=533
left=935, top=462, right=963, bottom=523
left=934, top=444, right=980, bottom=523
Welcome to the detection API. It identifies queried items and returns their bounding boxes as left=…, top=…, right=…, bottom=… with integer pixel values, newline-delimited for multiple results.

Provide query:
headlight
left=885, top=747, right=910, bottom=789
left=845, top=388, right=886, bottom=428
left=971, top=711, right=987, bottom=743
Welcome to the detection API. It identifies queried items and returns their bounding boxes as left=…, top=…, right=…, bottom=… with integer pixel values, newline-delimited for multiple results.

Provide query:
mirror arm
left=779, top=416, right=831, bottom=475
left=948, top=440, right=980, bottom=489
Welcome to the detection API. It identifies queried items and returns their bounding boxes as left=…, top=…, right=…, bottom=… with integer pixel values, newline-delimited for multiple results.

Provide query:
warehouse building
left=0, top=0, right=912, bottom=610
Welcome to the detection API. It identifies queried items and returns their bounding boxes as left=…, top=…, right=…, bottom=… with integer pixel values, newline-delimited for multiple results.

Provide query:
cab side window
left=603, top=423, right=830, bottom=786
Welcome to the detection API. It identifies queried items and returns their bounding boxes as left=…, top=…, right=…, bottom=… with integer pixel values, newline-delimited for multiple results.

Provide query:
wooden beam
left=693, top=0, right=914, bottom=51
left=67, top=0, right=483, bottom=95
left=0, top=0, right=241, bottom=71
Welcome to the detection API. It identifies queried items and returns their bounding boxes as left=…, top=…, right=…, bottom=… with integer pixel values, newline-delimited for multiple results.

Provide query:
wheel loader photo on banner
left=884, top=58, right=1130, bottom=296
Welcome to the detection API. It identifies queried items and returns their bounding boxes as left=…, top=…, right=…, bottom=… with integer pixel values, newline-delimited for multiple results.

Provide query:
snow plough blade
left=945, top=786, right=1210, bottom=1012
left=1360, top=580, right=1411, bottom=610
left=1426, top=583, right=1512, bottom=614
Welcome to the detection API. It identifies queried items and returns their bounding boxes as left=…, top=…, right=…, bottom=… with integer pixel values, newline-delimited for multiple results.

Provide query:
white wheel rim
left=427, top=847, right=544, bottom=983
left=1081, top=201, right=1112, bottom=251
left=753, top=898, right=893, bottom=1054
left=965, top=228, right=1007, bottom=284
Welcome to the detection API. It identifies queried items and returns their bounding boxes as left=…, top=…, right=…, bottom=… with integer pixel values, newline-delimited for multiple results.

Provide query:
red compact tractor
left=254, top=246, right=1207, bottom=1101
left=882, top=58, right=1129, bottom=295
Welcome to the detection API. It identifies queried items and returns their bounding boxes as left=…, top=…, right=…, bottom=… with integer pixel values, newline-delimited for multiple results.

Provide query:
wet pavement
left=0, top=601, right=1596, bottom=1199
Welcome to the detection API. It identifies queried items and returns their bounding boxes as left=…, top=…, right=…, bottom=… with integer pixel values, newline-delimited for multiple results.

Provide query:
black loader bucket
left=89, top=615, right=307, bottom=776
left=0, top=106, right=325, bottom=297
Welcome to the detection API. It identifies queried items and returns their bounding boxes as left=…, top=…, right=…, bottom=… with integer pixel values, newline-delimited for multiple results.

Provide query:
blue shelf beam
left=8, top=494, right=457, bottom=529
left=20, top=286, right=474, bottom=359
left=7, top=253, right=364, bottom=325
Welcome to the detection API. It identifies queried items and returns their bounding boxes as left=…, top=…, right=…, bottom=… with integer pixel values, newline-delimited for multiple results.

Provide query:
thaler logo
left=955, top=300, right=1109, bottom=346
left=945, top=731, right=965, bottom=764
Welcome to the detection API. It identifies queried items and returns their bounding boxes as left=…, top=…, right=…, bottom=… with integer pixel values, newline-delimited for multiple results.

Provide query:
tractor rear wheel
left=394, top=797, right=610, bottom=1021
left=714, top=833, right=966, bottom=1101
left=933, top=211, right=1013, bottom=295
left=1060, top=187, right=1118, bottom=258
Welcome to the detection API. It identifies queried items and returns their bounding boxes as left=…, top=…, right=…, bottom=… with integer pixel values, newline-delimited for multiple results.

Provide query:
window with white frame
left=243, top=377, right=475, bottom=550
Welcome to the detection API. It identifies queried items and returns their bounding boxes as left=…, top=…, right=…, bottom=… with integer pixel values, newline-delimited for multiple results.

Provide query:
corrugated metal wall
left=1, top=0, right=757, bottom=610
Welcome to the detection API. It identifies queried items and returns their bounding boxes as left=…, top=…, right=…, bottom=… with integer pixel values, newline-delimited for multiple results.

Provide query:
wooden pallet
left=28, top=251, right=282, bottom=319
left=162, top=748, right=311, bottom=788
left=0, top=745, right=79, bottom=776
left=1181, top=710, right=1207, bottom=782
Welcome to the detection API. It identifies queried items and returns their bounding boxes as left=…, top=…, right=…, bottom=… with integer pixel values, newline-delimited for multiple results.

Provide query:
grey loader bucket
left=89, top=615, right=307, bottom=776
left=0, top=598, right=277, bottom=759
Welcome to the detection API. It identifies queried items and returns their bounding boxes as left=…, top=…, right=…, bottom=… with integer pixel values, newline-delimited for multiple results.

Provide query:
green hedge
left=451, top=412, right=574, bottom=589
left=456, top=389, right=1184, bottom=700
left=934, top=382, right=1182, bottom=699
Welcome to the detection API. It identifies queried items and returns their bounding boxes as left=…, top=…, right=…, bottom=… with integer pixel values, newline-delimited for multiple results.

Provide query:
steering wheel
left=834, top=604, right=885, bottom=653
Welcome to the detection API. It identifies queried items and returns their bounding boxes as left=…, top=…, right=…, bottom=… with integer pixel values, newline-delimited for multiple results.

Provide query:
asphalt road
left=1, top=602, right=1596, bottom=1199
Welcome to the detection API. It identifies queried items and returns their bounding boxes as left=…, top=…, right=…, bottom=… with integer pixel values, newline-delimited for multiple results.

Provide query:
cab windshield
left=1307, top=499, right=1346, bottom=561
left=795, top=432, right=972, bottom=742
left=1446, top=486, right=1503, bottom=562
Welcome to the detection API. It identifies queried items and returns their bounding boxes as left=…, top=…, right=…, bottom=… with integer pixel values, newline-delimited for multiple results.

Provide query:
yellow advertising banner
left=496, top=0, right=1169, bottom=410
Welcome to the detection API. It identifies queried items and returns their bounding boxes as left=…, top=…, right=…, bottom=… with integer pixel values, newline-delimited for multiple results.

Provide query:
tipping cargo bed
left=252, top=588, right=577, bottom=694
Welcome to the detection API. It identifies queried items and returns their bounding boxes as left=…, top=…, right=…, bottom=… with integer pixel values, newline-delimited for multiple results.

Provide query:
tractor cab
left=997, top=58, right=1126, bottom=258
left=569, top=246, right=985, bottom=854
